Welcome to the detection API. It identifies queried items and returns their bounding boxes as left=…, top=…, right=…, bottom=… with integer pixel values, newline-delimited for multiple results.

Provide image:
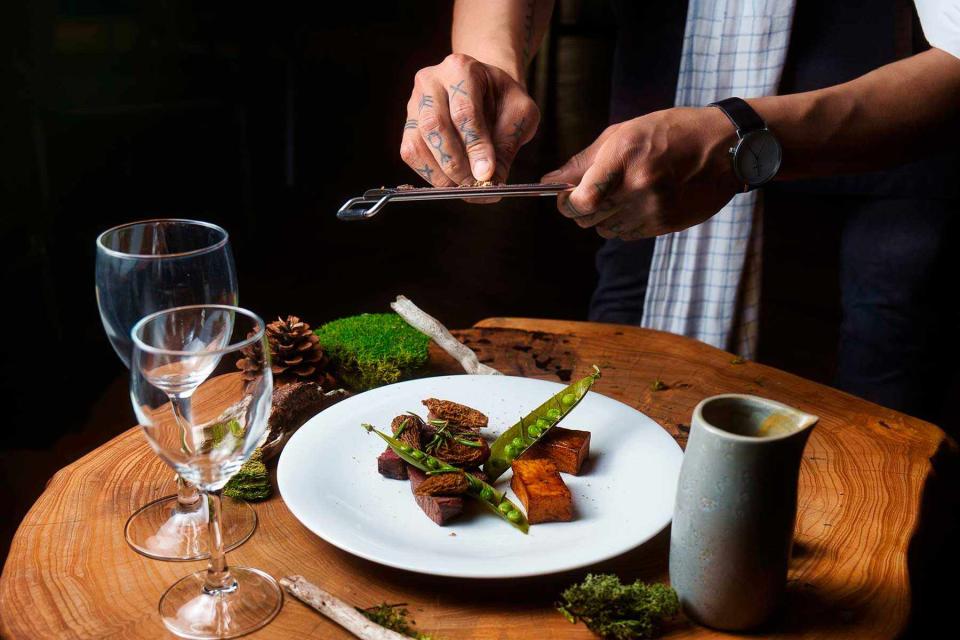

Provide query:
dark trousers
left=589, top=195, right=959, bottom=423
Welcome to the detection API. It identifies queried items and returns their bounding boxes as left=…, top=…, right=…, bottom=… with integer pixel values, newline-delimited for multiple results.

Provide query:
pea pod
left=484, top=365, right=601, bottom=481
left=362, top=423, right=529, bottom=534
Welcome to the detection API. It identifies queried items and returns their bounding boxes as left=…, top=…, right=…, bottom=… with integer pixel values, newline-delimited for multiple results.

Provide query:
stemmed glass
left=131, top=305, right=281, bottom=638
left=96, top=219, right=256, bottom=561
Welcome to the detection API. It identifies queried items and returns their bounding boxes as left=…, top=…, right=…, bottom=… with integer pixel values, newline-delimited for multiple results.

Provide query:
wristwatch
left=708, top=97, right=782, bottom=191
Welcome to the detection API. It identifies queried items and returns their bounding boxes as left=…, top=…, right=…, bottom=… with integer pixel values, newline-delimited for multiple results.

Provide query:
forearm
left=750, top=48, right=960, bottom=180
left=452, top=0, right=554, bottom=85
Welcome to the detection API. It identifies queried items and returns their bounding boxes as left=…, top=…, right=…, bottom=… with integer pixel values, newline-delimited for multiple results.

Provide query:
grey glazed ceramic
left=669, top=394, right=818, bottom=631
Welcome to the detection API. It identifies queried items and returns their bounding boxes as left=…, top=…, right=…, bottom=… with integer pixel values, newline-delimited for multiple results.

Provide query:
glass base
left=160, top=567, right=283, bottom=639
left=125, top=494, right=257, bottom=561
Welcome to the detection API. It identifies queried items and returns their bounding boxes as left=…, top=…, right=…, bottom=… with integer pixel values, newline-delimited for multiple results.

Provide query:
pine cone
left=236, top=315, right=336, bottom=388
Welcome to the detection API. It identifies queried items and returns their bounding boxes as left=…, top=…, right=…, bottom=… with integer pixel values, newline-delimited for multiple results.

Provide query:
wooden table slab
left=0, top=318, right=951, bottom=639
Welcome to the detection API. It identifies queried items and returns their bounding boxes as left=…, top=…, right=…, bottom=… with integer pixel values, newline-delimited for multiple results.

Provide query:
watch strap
left=709, top=97, right=765, bottom=136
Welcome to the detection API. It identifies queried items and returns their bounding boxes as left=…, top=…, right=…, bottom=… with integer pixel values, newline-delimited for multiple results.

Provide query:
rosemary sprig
left=423, top=418, right=481, bottom=452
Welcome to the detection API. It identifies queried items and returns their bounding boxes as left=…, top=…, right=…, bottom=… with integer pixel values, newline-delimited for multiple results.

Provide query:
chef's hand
left=542, top=107, right=741, bottom=239
left=401, top=53, right=539, bottom=187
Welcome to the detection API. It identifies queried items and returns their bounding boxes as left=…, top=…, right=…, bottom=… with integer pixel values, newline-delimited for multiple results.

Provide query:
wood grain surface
left=0, top=319, right=950, bottom=639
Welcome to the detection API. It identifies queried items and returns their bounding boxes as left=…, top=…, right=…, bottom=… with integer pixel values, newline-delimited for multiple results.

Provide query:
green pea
left=426, top=457, right=440, bottom=469
left=497, top=502, right=513, bottom=515
left=505, top=444, right=518, bottom=459
left=399, top=444, right=413, bottom=454
left=561, top=393, right=576, bottom=406
left=529, top=425, right=542, bottom=438
left=480, top=486, right=495, bottom=501
left=535, top=418, right=549, bottom=430
left=546, top=408, right=562, bottom=420
left=410, top=450, right=425, bottom=460
left=506, top=509, right=522, bottom=523
left=511, top=436, right=524, bottom=449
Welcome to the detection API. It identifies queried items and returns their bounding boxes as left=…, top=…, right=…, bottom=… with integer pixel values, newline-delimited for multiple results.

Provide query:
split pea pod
left=361, top=423, right=529, bottom=534
left=483, top=365, right=601, bottom=481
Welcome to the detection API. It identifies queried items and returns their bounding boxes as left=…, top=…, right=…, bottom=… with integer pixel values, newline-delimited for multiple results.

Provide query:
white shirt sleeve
left=915, top=0, right=960, bottom=59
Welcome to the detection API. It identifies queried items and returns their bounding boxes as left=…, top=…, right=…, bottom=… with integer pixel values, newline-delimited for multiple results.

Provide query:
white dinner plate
left=278, top=374, right=683, bottom=578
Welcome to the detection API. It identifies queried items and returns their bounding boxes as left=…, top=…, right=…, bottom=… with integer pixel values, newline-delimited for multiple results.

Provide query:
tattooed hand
left=401, top=53, right=540, bottom=188
left=542, top=107, right=742, bottom=239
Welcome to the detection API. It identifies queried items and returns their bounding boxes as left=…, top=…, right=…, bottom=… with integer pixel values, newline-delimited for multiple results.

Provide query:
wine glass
left=96, top=219, right=257, bottom=561
left=131, top=305, right=281, bottom=638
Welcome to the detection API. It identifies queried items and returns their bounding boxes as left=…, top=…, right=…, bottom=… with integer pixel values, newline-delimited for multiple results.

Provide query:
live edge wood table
left=1, top=319, right=953, bottom=639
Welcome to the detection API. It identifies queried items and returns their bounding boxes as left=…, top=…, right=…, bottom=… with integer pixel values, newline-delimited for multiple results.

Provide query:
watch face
left=733, top=129, right=782, bottom=186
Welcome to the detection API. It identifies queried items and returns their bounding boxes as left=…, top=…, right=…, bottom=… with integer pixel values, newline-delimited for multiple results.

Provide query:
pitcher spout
left=695, top=394, right=818, bottom=441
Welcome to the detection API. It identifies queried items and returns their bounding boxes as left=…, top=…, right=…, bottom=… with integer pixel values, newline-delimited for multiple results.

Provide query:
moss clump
left=557, top=574, right=679, bottom=639
left=357, top=603, right=437, bottom=639
left=224, top=449, right=271, bottom=502
left=314, top=313, right=429, bottom=391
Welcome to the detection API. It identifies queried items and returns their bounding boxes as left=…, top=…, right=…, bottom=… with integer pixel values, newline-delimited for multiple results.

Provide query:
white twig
left=391, top=295, right=501, bottom=375
left=280, top=575, right=409, bottom=640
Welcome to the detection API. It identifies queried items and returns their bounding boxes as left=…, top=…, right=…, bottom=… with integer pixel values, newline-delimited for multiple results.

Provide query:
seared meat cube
left=377, top=447, right=408, bottom=480
left=408, top=467, right=463, bottom=525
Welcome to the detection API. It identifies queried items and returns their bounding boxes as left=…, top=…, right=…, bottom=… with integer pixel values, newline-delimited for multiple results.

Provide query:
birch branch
left=391, top=295, right=501, bottom=375
left=280, top=575, right=409, bottom=640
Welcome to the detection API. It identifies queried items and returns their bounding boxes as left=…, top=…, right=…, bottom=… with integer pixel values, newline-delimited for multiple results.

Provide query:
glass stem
left=169, top=393, right=203, bottom=512
left=175, top=475, right=201, bottom=511
left=203, top=490, right=237, bottom=594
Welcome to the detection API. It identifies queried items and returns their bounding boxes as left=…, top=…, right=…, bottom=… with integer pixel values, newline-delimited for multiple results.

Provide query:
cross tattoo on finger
left=449, top=80, right=468, bottom=98
left=417, top=164, right=434, bottom=180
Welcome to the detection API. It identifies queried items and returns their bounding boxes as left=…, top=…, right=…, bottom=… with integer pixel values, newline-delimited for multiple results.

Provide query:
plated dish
left=278, top=374, right=683, bottom=578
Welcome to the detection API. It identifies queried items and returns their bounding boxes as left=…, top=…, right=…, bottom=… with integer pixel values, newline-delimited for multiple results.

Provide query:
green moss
left=557, top=574, right=679, bottom=639
left=315, top=313, right=430, bottom=391
left=224, top=449, right=272, bottom=502
left=357, top=603, right=437, bottom=639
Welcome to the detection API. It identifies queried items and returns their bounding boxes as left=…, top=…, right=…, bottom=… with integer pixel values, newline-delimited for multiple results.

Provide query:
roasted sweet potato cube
left=510, top=458, right=573, bottom=524
left=525, top=427, right=590, bottom=475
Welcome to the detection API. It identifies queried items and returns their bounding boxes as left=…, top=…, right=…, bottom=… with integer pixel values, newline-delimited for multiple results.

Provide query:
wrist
left=701, top=106, right=743, bottom=192
left=453, top=48, right=526, bottom=86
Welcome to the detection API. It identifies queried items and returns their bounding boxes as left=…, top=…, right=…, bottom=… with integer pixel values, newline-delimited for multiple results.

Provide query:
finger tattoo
left=417, top=164, right=434, bottom=180
left=511, top=116, right=526, bottom=143
left=457, top=119, right=481, bottom=145
left=426, top=131, right=452, bottom=165
left=522, top=0, right=535, bottom=66
left=449, top=80, right=468, bottom=97
left=593, top=171, right=622, bottom=199
left=564, top=198, right=585, bottom=217
left=418, top=94, right=434, bottom=113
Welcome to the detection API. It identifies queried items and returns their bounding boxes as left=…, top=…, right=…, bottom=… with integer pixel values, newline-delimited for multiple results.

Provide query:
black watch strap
left=709, top=97, right=765, bottom=136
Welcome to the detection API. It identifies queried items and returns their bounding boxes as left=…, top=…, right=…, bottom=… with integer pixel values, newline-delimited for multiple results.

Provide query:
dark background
left=0, top=0, right=621, bottom=556
left=1, top=3, right=956, bottom=631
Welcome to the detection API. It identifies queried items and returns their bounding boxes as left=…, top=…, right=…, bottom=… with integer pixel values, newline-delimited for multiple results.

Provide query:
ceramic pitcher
left=669, top=394, right=818, bottom=631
